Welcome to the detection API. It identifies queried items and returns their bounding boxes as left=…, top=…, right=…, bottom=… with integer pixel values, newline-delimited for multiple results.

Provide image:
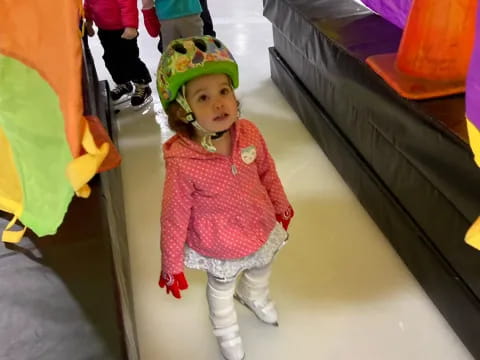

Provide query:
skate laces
left=133, top=85, right=147, bottom=98
left=111, top=84, right=130, bottom=96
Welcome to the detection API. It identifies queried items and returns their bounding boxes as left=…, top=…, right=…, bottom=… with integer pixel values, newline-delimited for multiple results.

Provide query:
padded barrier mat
left=264, top=0, right=480, bottom=303
left=269, top=44, right=480, bottom=360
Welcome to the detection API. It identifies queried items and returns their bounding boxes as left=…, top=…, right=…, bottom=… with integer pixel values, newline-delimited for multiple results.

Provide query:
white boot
left=234, top=263, right=279, bottom=326
left=207, top=275, right=246, bottom=360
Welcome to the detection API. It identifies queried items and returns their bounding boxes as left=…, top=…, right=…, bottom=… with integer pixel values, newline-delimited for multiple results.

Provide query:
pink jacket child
left=83, top=0, right=153, bottom=108
left=161, top=119, right=292, bottom=275
left=156, top=36, right=294, bottom=360
left=84, top=0, right=138, bottom=31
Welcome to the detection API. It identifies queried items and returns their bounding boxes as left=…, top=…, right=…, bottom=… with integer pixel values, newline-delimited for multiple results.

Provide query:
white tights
left=206, top=263, right=273, bottom=360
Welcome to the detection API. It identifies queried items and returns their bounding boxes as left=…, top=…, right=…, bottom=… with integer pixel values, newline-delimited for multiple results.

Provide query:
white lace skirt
left=184, top=223, right=288, bottom=281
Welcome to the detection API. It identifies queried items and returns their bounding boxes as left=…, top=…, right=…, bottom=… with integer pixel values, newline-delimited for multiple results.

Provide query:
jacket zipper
left=230, top=139, right=238, bottom=175
left=219, top=152, right=238, bottom=175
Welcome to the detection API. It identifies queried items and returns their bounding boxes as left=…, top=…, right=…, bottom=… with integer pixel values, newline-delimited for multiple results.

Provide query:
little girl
left=84, top=0, right=153, bottom=108
left=157, top=36, right=294, bottom=360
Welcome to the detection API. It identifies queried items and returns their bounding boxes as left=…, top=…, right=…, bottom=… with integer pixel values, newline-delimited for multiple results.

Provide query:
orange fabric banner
left=0, top=0, right=85, bottom=158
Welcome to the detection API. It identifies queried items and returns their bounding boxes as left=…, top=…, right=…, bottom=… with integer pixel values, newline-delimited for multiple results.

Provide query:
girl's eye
left=198, top=94, right=208, bottom=102
left=220, top=87, right=230, bottom=95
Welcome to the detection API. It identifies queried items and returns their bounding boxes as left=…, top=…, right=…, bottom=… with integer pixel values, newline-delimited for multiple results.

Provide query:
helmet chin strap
left=176, top=86, right=226, bottom=153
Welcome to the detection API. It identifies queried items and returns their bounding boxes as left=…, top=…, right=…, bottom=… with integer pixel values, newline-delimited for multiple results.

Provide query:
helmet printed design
left=157, top=36, right=239, bottom=110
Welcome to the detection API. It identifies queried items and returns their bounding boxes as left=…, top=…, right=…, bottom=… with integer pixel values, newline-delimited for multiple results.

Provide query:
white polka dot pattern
left=160, top=119, right=292, bottom=274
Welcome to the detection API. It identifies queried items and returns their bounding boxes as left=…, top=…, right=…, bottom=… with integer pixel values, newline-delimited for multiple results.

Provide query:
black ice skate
left=131, top=84, right=153, bottom=109
left=110, top=82, right=133, bottom=104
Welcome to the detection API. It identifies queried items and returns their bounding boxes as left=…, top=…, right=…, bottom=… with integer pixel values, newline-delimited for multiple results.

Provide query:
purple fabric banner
left=360, top=0, right=412, bottom=29
left=467, top=3, right=480, bottom=128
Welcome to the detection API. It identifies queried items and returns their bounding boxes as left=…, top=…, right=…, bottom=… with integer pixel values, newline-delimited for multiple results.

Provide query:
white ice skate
left=213, top=324, right=246, bottom=360
left=207, top=277, right=246, bottom=360
left=234, top=267, right=279, bottom=326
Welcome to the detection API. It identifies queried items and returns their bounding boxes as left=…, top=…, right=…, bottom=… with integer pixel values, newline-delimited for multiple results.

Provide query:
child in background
left=142, top=0, right=215, bottom=52
left=157, top=36, right=294, bottom=360
left=153, top=0, right=204, bottom=50
left=84, top=0, right=153, bottom=108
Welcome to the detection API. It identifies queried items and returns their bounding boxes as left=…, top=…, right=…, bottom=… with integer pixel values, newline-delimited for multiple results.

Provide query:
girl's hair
left=166, top=101, right=195, bottom=138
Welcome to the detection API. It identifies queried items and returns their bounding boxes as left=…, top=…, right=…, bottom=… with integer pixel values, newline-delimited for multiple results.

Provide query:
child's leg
left=117, top=36, right=152, bottom=106
left=157, top=32, right=164, bottom=53
left=207, top=274, right=245, bottom=360
left=160, top=19, right=182, bottom=50
left=235, top=262, right=279, bottom=326
left=97, top=29, right=132, bottom=85
left=177, top=14, right=204, bottom=38
left=119, top=36, right=151, bottom=86
left=199, top=0, right=216, bottom=36
left=161, top=15, right=203, bottom=49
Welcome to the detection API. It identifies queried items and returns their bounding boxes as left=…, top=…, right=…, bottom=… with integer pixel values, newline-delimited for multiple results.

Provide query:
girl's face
left=185, top=73, right=238, bottom=134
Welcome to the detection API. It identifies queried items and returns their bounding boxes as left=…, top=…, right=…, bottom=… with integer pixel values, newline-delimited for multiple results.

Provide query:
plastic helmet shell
left=157, top=35, right=239, bottom=111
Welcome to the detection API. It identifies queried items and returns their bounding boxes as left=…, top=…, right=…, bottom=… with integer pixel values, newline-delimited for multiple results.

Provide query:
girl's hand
left=159, top=272, right=189, bottom=299
left=276, top=205, right=294, bottom=230
left=121, top=27, right=138, bottom=40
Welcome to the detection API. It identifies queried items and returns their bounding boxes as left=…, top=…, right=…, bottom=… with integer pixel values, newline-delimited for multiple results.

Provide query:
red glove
left=159, top=272, right=188, bottom=299
left=142, top=8, right=161, bottom=38
left=276, top=205, right=294, bottom=230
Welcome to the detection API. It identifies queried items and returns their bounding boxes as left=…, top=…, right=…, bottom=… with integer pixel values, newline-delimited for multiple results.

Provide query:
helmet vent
left=213, top=39, right=222, bottom=49
left=193, top=39, right=207, bottom=52
left=172, top=43, right=187, bottom=54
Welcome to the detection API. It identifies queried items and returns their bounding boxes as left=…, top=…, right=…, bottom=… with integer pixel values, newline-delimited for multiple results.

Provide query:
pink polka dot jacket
left=161, top=119, right=292, bottom=275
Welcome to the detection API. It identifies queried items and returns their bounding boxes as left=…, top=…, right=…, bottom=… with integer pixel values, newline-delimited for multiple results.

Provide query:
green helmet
left=157, top=35, right=239, bottom=111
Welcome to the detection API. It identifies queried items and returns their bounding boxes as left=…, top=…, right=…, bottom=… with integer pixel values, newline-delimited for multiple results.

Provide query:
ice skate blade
left=222, top=353, right=245, bottom=360
left=111, top=94, right=132, bottom=105
left=131, top=95, right=153, bottom=110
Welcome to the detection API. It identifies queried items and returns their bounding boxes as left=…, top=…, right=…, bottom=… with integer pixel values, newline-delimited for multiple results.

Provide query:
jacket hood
left=163, top=120, right=241, bottom=160
left=163, top=134, right=212, bottom=160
